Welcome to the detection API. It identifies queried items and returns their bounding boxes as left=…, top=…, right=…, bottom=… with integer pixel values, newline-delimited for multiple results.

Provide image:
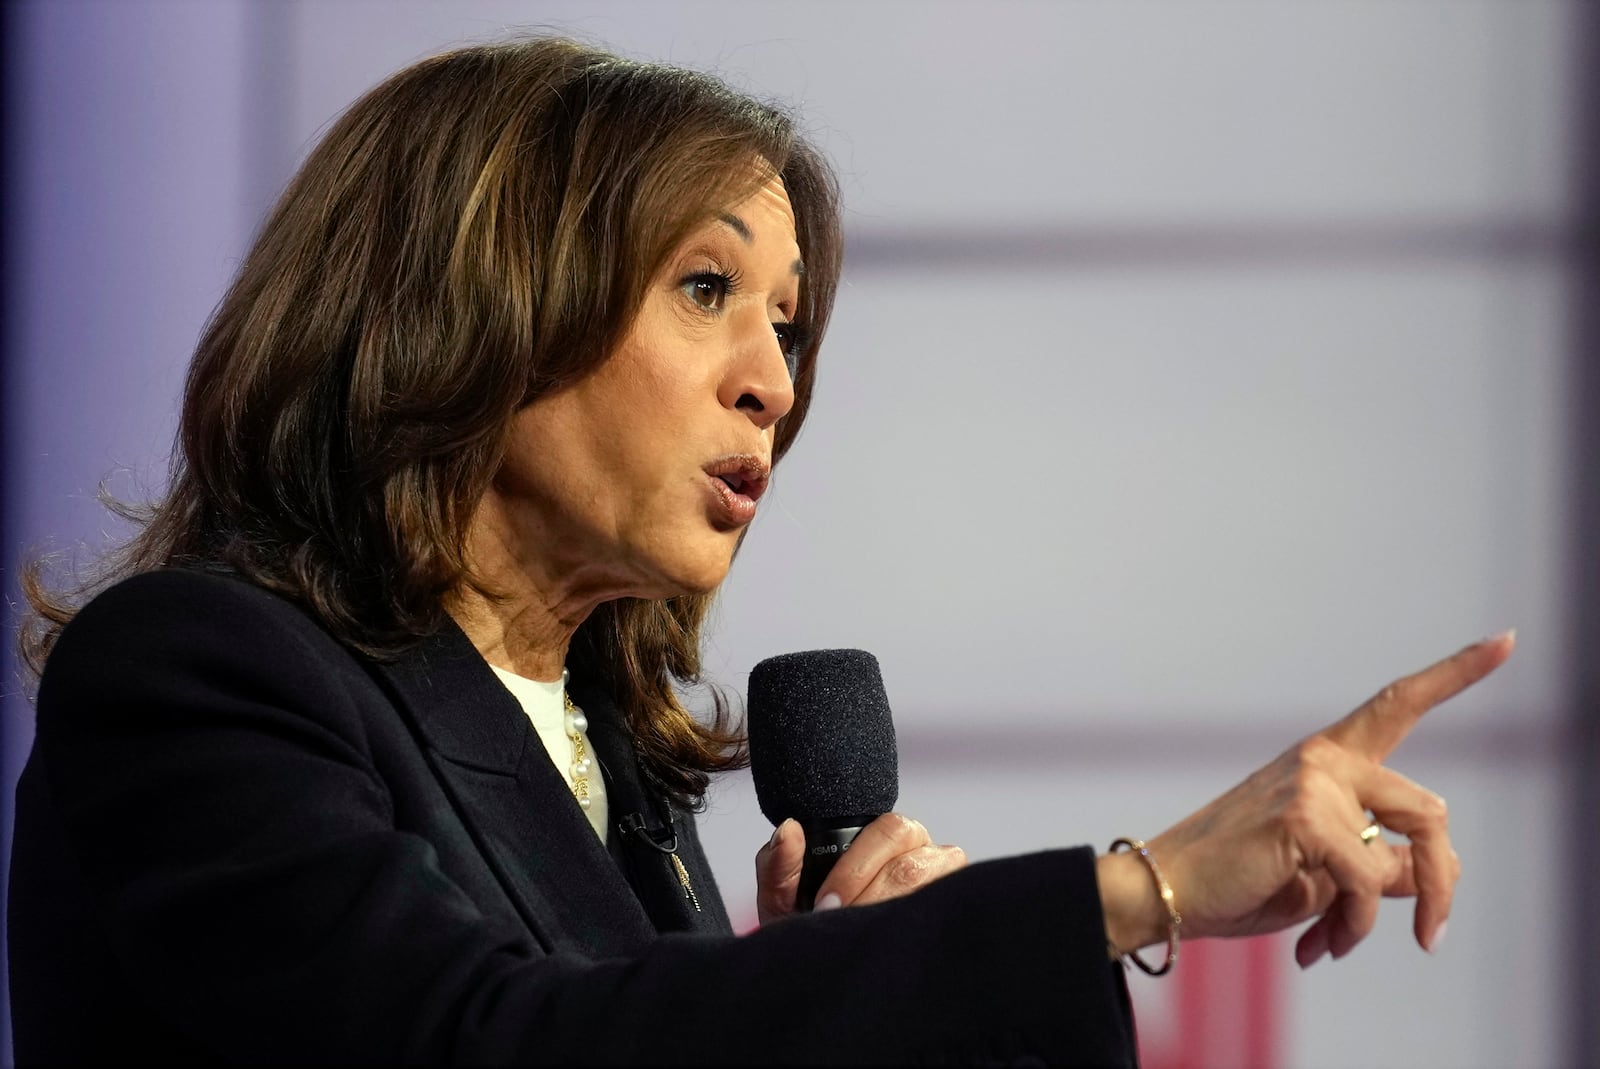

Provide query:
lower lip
left=705, top=474, right=758, bottom=527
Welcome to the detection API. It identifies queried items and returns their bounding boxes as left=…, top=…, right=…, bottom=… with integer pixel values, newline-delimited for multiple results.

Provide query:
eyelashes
left=677, top=266, right=809, bottom=379
left=772, top=321, right=811, bottom=380
left=681, top=269, right=740, bottom=313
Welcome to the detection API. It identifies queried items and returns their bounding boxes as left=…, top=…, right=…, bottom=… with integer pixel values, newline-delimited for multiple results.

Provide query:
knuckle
left=1384, top=678, right=1417, bottom=709
left=885, top=812, right=922, bottom=846
left=1296, top=735, right=1341, bottom=768
left=888, top=849, right=934, bottom=888
left=1289, top=760, right=1333, bottom=803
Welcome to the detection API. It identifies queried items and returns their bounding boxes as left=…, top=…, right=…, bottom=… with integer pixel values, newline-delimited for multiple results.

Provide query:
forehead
left=707, top=175, right=800, bottom=265
left=745, top=174, right=795, bottom=227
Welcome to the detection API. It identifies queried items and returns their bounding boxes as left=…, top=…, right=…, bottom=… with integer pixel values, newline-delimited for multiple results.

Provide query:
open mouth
left=706, top=456, right=770, bottom=503
left=715, top=471, right=752, bottom=496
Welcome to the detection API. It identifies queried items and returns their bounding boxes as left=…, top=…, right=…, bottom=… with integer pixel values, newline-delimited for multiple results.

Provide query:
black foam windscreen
left=746, top=649, right=899, bottom=827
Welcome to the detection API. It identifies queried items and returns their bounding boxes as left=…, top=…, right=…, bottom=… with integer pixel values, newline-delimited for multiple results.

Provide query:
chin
left=657, top=537, right=737, bottom=596
left=672, top=560, right=733, bottom=596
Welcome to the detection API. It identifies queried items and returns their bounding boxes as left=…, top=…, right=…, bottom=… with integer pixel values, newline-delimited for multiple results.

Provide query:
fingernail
left=1427, top=921, right=1448, bottom=954
left=1482, top=629, right=1516, bottom=646
left=814, top=892, right=842, bottom=912
left=767, top=824, right=782, bottom=849
left=1296, top=926, right=1329, bottom=970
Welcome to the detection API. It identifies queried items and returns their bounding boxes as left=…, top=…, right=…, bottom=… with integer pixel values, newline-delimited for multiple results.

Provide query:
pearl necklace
left=563, top=690, right=593, bottom=809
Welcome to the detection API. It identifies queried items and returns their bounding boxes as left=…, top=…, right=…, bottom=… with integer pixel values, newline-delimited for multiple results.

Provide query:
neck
left=451, top=492, right=632, bottom=682
left=448, top=584, right=581, bottom=683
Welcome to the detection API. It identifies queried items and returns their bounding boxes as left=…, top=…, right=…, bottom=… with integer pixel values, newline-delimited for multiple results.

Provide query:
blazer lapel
left=568, top=670, right=732, bottom=936
left=368, top=621, right=658, bottom=957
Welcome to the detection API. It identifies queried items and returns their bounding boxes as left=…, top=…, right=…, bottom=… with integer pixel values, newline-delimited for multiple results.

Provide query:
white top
left=489, top=665, right=609, bottom=842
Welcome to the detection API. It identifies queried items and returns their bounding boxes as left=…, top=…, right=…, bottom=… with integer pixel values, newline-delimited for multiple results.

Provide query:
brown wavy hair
left=20, top=36, right=843, bottom=805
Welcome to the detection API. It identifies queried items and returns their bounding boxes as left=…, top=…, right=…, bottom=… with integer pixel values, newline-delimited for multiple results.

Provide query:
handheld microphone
left=746, top=649, right=898, bottom=911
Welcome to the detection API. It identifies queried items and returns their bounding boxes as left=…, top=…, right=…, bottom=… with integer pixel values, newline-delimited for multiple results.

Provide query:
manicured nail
left=1482, top=629, right=1515, bottom=646
left=814, top=892, right=842, bottom=912
left=1296, top=926, right=1329, bottom=970
left=1427, top=921, right=1448, bottom=954
left=767, top=824, right=782, bottom=849
left=1297, top=946, right=1327, bottom=971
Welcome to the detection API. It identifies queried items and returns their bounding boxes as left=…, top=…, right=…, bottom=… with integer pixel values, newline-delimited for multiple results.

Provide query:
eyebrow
left=715, top=212, right=753, bottom=242
left=714, top=212, right=805, bottom=277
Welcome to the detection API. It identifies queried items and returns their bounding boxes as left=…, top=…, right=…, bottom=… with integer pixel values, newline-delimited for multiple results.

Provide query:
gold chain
left=562, top=691, right=592, bottom=809
left=670, top=852, right=703, bottom=913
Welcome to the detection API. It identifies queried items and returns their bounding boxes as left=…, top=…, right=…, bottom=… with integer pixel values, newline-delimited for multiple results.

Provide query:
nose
left=719, top=308, right=796, bottom=432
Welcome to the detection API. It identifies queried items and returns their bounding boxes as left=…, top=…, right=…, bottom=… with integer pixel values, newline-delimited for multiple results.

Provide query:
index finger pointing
left=1323, top=630, right=1515, bottom=760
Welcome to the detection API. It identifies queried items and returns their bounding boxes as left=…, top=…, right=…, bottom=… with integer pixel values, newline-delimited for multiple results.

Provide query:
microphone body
left=746, top=649, right=899, bottom=911
left=793, top=815, right=876, bottom=910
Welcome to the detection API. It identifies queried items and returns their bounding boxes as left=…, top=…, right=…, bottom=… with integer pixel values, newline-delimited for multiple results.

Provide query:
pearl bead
left=579, top=797, right=592, bottom=809
left=569, top=710, right=587, bottom=734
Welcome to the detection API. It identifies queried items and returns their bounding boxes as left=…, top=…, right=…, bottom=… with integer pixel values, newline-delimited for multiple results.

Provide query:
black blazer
left=9, top=568, right=1137, bottom=1065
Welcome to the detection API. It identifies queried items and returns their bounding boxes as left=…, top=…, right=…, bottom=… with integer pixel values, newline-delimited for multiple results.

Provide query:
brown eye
left=681, top=272, right=732, bottom=312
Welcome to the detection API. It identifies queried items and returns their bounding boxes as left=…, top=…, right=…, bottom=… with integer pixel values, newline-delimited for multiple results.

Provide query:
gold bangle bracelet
left=1108, top=837, right=1182, bottom=977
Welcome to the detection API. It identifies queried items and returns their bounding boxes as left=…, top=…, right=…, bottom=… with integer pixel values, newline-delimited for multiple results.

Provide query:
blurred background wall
left=3, top=1, right=1591, bottom=1065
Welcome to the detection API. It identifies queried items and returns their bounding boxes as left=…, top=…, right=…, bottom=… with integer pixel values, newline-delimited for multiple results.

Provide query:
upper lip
left=705, top=454, right=770, bottom=501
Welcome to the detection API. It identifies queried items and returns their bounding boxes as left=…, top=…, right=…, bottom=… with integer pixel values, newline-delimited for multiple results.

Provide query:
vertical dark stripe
left=1, top=2, right=22, bottom=1061
left=1569, top=1, right=1600, bottom=1063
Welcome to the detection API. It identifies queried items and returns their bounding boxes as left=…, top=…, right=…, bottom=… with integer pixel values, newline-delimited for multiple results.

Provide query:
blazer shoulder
left=50, top=567, right=344, bottom=671
left=67, top=565, right=311, bottom=626
left=38, top=568, right=383, bottom=744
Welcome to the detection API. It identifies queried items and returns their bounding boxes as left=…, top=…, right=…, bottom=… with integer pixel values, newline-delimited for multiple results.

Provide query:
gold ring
left=1360, top=822, right=1382, bottom=845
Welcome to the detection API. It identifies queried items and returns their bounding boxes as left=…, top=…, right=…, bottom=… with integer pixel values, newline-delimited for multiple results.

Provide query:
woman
left=9, top=36, right=1510, bottom=1065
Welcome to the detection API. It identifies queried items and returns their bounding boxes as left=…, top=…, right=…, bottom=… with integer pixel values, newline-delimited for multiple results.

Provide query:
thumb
left=756, top=818, right=804, bottom=926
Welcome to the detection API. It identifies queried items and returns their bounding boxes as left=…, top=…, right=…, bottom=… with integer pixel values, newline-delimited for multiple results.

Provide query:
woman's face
left=482, top=174, right=804, bottom=604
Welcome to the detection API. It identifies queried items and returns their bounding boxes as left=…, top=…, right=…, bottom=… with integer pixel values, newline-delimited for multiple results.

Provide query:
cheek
left=498, top=394, right=605, bottom=498
left=493, top=421, right=565, bottom=506
left=616, top=303, right=727, bottom=403
left=611, top=337, right=702, bottom=405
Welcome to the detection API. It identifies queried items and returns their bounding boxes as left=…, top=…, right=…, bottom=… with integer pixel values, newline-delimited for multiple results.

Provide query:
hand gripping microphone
left=746, top=649, right=898, bottom=911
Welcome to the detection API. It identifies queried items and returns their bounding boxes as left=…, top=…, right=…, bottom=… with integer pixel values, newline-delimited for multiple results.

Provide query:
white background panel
left=708, top=263, right=1568, bottom=726
left=280, top=0, right=1574, bottom=228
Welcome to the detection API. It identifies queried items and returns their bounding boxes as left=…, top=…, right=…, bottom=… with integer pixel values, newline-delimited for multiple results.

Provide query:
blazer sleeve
left=26, top=571, right=1138, bottom=1066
